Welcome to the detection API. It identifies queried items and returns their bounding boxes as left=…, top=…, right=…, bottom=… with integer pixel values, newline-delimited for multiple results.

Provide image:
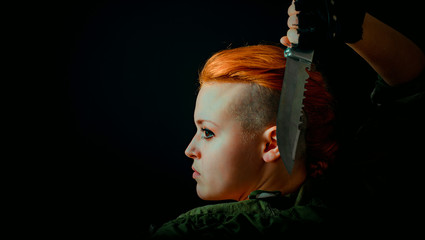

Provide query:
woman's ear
left=262, top=126, right=281, bottom=163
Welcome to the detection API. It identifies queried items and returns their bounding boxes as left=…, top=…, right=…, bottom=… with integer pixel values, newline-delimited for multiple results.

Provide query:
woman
left=150, top=0, right=424, bottom=238
left=186, top=44, right=336, bottom=202
left=151, top=45, right=335, bottom=238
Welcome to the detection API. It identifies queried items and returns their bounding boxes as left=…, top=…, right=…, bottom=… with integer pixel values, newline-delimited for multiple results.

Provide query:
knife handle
left=284, top=48, right=314, bottom=64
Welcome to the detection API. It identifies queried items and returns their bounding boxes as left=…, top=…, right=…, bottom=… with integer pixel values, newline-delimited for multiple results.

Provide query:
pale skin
left=186, top=2, right=424, bottom=202
left=185, top=82, right=306, bottom=201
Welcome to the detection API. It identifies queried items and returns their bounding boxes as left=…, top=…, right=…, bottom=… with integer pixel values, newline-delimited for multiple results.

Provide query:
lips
left=192, top=165, right=200, bottom=179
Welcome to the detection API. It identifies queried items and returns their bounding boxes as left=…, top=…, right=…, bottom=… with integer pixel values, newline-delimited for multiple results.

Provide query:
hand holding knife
left=277, top=0, right=365, bottom=174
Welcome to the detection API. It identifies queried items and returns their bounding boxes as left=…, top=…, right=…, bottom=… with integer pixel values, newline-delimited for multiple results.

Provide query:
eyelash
left=201, top=128, right=215, bottom=139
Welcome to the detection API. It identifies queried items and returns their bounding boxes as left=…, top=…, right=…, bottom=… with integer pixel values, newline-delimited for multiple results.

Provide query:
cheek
left=196, top=140, right=232, bottom=200
left=201, top=139, right=232, bottom=178
left=202, top=135, right=260, bottom=186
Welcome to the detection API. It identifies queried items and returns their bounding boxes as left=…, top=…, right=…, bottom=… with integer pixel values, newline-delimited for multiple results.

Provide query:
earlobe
left=263, top=148, right=281, bottom=162
left=262, top=126, right=281, bottom=163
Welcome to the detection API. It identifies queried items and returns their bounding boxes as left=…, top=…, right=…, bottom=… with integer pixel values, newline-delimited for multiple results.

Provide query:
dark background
left=12, top=0, right=423, bottom=238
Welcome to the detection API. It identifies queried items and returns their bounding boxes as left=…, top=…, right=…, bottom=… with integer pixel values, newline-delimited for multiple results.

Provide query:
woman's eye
left=201, top=128, right=215, bottom=139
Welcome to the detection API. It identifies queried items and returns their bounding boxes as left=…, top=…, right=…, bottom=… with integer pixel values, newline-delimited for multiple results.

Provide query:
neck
left=240, top=158, right=306, bottom=201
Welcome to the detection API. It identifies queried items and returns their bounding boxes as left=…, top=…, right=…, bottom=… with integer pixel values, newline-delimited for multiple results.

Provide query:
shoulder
left=177, top=198, right=269, bottom=217
left=152, top=200, right=268, bottom=233
left=150, top=197, right=327, bottom=239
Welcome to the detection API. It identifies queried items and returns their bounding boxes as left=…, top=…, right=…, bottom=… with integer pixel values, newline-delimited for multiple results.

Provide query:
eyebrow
left=195, top=119, right=219, bottom=127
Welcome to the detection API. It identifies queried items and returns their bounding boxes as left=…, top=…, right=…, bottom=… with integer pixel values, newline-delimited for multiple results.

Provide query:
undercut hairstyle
left=198, top=44, right=337, bottom=177
left=227, top=83, right=280, bottom=138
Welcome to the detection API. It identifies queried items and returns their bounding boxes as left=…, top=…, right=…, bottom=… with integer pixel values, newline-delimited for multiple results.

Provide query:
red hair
left=199, top=44, right=337, bottom=177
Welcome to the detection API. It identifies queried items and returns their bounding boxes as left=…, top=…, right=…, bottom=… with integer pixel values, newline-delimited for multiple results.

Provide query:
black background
left=11, top=0, right=424, bottom=238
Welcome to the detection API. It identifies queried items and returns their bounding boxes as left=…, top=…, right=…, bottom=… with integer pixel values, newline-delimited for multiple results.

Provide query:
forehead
left=194, top=82, right=250, bottom=122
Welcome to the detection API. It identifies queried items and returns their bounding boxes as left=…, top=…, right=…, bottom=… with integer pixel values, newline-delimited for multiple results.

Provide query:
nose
left=185, top=136, right=200, bottom=159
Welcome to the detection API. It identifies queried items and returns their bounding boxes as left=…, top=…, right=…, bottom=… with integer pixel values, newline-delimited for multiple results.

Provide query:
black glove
left=292, top=0, right=366, bottom=49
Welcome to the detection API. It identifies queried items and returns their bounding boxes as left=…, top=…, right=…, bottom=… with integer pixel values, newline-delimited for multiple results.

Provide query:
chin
left=196, top=185, right=208, bottom=200
left=196, top=185, right=220, bottom=201
left=197, top=188, right=235, bottom=201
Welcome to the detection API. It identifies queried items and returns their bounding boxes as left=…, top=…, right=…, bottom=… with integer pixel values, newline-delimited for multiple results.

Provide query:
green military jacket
left=150, top=179, right=330, bottom=239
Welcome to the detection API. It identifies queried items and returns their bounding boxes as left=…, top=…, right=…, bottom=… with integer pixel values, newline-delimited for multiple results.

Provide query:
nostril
left=185, top=145, right=197, bottom=159
left=186, top=149, right=199, bottom=159
left=185, top=137, right=200, bottom=159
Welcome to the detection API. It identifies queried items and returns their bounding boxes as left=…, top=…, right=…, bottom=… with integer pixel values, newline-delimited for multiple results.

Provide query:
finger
left=287, top=15, right=298, bottom=29
left=288, top=1, right=299, bottom=16
left=287, top=29, right=299, bottom=44
left=280, top=36, right=292, bottom=47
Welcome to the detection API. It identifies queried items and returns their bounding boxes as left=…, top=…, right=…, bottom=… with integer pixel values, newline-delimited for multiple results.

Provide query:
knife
left=276, top=47, right=314, bottom=174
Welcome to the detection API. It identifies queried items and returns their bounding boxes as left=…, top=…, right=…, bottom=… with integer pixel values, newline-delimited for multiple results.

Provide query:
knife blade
left=276, top=47, right=314, bottom=174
